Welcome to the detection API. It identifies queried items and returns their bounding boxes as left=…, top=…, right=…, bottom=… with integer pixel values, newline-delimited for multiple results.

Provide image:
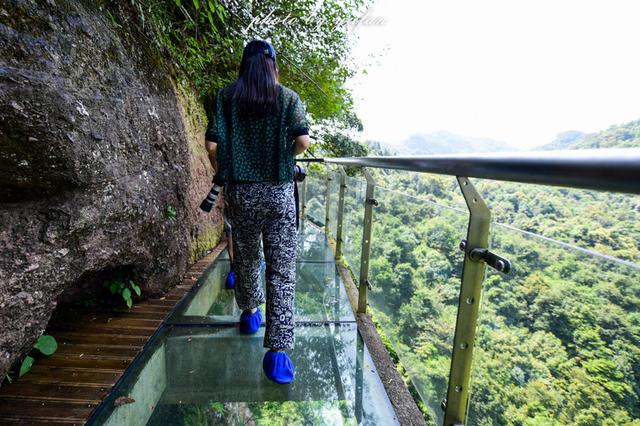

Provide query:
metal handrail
left=300, top=148, right=640, bottom=194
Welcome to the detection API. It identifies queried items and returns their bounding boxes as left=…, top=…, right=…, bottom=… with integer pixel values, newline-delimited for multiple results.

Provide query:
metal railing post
left=358, top=168, right=376, bottom=314
left=324, top=167, right=332, bottom=234
left=335, top=167, right=347, bottom=259
left=443, top=177, right=491, bottom=426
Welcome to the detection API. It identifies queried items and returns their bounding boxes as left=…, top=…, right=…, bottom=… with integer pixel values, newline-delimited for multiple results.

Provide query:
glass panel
left=297, top=221, right=335, bottom=263
left=367, top=182, right=469, bottom=425
left=167, top=251, right=355, bottom=324
left=461, top=179, right=640, bottom=424
left=341, top=176, right=367, bottom=286
left=93, top=324, right=398, bottom=425
left=304, top=172, right=328, bottom=227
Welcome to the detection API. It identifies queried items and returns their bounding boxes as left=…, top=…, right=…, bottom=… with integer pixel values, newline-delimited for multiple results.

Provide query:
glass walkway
left=88, top=221, right=399, bottom=425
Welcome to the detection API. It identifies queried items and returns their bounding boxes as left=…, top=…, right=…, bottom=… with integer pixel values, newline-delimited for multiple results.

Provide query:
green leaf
left=110, top=282, right=118, bottom=294
left=34, top=335, right=58, bottom=356
left=130, top=281, right=142, bottom=297
left=192, top=0, right=200, bottom=9
left=210, top=401, right=224, bottom=413
left=122, top=288, right=132, bottom=308
left=215, top=6, right=226, bottom=23
left=19, top=356, right=34, bottom=377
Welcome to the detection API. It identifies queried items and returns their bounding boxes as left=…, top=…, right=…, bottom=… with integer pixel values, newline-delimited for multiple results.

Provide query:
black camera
left=294, top=164, right=306, bottom=182
left=200, top=173, right=225, bottom=212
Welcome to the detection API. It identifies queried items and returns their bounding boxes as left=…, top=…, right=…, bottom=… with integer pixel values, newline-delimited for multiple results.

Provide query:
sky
left=346, top=0, right=640, bottom=149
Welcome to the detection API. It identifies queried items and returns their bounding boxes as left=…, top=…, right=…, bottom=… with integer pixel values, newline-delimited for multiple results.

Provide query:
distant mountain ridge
left=540, top=119, right=640, bottom=150
left=396, top=131, right=515, bottom=155
left=373, top=119, right=640, bottom=155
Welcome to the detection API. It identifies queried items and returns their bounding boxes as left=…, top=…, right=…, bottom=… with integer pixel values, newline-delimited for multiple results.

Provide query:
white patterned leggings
left=225, top=181, right=297, bottom=350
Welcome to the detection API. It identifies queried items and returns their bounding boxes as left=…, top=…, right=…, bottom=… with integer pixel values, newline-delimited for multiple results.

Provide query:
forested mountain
left=346, top=120, right=640, bottom=425
left=540, top=119, right=640, bottom=150
left=350, top=172, right=640, bottom=425
left=389, top=118, right=640, bottom=155
left=540, top=130, right=587, bottom=150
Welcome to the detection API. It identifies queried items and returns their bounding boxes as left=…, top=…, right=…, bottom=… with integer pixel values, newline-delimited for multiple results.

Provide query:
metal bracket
left=366, top=197, right=379, bottom=206
left=325, top=166, right=333, bottom=234
left=444, top=177, right=491, bottom=426
left=356, top=279, right=373, bottom=290
left=358, top=168, right=376, bottom=314
left=459, top=240, right=512, bottom=274
left=335, top=167, right=347, bottom=259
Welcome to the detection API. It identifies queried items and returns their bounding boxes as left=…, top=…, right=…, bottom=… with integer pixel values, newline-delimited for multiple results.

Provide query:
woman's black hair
left=229, top=39, right=280, bottom=117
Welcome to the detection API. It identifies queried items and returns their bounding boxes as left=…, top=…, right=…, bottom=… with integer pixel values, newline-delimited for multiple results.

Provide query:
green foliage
left=104, top=279, right=142, bottom=308
left=34, top=335, right=58, bottom=356
left=19, top=356, right=34, bottom=377
left=316, top=132, right=368, bottom=175
left=167, top=205, right=177, bottom=222
left=136, top=0, right=369, bottom=132
left=15, top=335, right=59, bottom=379
left=209, top=401, right=224, bottom=414
left=571, top=119, right=640, bottom=149
left=313, top=163, right=640, bottom=424
left=321, top=132, right=368, bottom=158
left=542, top=118, right=640, bottom=150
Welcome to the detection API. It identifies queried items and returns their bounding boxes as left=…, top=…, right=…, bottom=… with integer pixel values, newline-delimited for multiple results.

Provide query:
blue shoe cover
left=263, top=350, right=295, bottom=384
left=239, top=307, right=262, bottom=334
left=225, top=270, right=235, bottom=289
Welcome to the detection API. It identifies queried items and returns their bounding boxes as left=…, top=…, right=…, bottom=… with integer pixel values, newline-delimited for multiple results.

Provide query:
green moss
left=175, top=78, right=209, bottom=159
left=189, top=221, right=223, bottom=264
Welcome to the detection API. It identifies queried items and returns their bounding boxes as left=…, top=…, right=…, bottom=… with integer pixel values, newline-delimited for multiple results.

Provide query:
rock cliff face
left=0, top=0, right=222, bottom=382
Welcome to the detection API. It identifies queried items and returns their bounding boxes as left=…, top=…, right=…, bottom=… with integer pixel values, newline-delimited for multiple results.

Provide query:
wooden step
left=0, top=383, right=108, bottom=403
left=54, top=332, right=147, bottom=347
left=0, top=398, right=96, bottom=423
left=55, top=342, right=143, bottom=358
left=14, top=365, right=121, bottom=386
left=36, top=354, right=132, bottom=370
left=48, top=321, right=157, bottom=336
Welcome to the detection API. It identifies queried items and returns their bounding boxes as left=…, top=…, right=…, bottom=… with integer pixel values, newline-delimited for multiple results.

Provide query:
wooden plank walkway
left=0, top=243, right=225, bottom=425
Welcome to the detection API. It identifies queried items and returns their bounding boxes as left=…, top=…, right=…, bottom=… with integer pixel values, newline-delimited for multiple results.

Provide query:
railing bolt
left=459, top=240, right=467, bottom=251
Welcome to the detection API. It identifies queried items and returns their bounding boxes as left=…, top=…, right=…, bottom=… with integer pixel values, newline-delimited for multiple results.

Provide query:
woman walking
left=204, top=39, right=310, bottom=384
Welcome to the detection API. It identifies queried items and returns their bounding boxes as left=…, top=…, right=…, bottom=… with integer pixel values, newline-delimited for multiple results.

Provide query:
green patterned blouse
left=205, top=83, right=309, bottom=183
